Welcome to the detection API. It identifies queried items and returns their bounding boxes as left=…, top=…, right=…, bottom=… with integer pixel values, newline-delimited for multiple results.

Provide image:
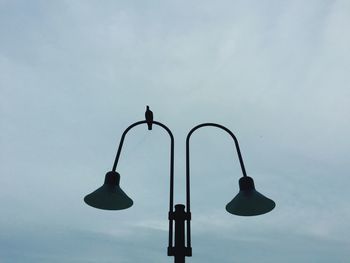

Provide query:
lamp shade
left=226, top=176, right=275, bottom=216
left=84, top=171, right=133, bottom=210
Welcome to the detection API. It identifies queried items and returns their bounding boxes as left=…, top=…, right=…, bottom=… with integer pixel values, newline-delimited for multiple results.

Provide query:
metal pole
left=185, top=123, right=248, bottom=250
left=110, top=118, right=176, bottom=255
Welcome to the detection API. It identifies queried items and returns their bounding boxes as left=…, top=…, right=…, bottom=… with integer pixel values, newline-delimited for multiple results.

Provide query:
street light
left=84, top=107, right=275, bottom=263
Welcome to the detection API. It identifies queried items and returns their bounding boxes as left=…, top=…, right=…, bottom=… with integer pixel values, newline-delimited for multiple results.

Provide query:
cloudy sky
left=1, top=0, right=350, bottom=262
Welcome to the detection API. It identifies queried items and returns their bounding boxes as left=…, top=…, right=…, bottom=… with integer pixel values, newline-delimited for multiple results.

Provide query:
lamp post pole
left=84, top=107, right=275, bottom=263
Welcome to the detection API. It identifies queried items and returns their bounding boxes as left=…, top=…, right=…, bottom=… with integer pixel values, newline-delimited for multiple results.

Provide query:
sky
left=1, top=0, right=350, bottom=262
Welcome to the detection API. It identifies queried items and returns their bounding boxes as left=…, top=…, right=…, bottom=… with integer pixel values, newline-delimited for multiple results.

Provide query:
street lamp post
left=84, top=107, right=275, bottom=263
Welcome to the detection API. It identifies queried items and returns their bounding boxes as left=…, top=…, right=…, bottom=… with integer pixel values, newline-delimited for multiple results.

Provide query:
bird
left=145, top=105, right=153, bottom=130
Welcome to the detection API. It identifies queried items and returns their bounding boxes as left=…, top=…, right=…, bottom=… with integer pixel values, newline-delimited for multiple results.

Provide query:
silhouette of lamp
left=84, top=107, right=275, bottom=263
left=84, top=171, right=133, bottom=210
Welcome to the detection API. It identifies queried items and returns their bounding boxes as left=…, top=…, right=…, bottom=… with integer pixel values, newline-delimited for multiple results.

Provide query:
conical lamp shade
left=226, top=176, right=275, bottom=216
left=84, top=171, right=133, bottom=210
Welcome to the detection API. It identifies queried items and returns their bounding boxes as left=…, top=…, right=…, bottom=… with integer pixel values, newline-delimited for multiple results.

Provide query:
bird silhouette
left=145, top=105, right=153, bottom=130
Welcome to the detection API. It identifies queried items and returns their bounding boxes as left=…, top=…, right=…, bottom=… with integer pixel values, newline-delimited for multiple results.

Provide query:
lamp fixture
left=84, top=107, right=275, bottom=263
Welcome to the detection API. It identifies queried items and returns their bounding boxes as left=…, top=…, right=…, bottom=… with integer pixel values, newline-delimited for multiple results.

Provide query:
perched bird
left=145, top=105, right=153, bottom=130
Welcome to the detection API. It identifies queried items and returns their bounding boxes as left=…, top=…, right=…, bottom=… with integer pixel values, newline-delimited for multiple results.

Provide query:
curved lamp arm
left=111, top=120, right=175, bottom=249
left=185, top=123, right=248, bottom=248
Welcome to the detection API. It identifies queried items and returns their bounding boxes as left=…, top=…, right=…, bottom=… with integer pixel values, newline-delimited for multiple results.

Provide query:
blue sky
left=1, top=0, right=350, bottom=262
